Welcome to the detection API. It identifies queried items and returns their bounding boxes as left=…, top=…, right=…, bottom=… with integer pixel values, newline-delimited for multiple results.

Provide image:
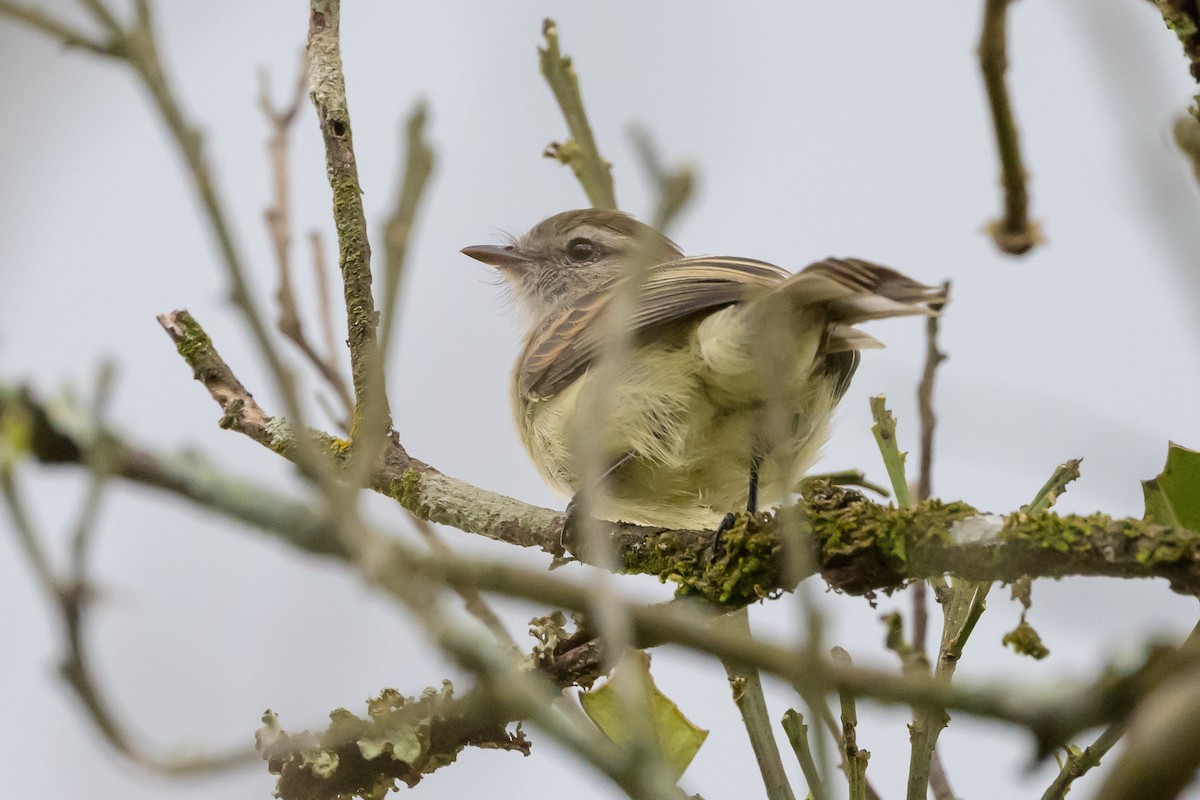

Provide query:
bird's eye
left=566, top=237, right=596, bottom=263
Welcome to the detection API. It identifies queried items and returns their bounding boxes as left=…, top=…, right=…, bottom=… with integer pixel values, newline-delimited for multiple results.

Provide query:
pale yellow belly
left=514, top=312, right=838, bottom=528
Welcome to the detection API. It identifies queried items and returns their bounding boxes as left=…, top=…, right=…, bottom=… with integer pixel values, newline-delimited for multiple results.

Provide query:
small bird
left=463, top=209, right=943, bottom=529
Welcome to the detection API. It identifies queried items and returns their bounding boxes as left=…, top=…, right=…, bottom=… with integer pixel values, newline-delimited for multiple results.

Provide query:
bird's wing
left=517, top=255, right=945, bottom=400
left=517, top=256, right=789, bottom=399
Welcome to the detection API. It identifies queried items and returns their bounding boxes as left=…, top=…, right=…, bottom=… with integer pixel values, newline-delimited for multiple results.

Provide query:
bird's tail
left=778, top=257, right=946, bottom=322
left=770, top=258, right=946, bottom=352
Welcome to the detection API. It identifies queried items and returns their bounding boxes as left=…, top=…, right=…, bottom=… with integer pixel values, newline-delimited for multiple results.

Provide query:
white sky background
left=3, top=1, right=1200, bottom=798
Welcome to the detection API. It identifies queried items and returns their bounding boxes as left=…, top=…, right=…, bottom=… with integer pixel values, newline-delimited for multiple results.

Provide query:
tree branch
left=629, top=125, right=696, bottom=233
left=1040, top=719, right=1128, bottom=800
left=832, top=648, right=871, bottom=800
left=0, top=451, right=256, bottom=775
left=307, top=0, right=390, bottom=440
left=6, top=379, right=1185, bottom=751
left=539, top=18, right=617, bottom=209
left=722, top=608, right=797, bottom=800
left=978, top=0, right=1041, bottom=255
left=260, top=53, right=355, bottom=419
left=144, top=313, right=1200, bottom=604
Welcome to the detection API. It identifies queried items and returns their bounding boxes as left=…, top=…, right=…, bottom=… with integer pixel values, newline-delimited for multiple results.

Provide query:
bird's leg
left=747, top=453, right=762, bottom=514
left=561, top=453, right=635, bottom=556
left=717, top=453, right=764, bottom=535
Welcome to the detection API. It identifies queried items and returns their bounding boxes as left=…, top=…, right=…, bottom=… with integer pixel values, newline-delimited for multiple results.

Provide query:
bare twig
left=722, top=608, right=797, bottom=800
left=0, top=464, right=255, bottom=775
left=1041, top=720, right=1129, bottom=800
left=0, top=2, right=111, bottom=54
left=832, top=648, right=870, bottom=800
left=1, top=0, right=332, bottom=484
left=1021, top=459, right=1083, bottom=516
left=535, top=48, right=682, bottom=790
left=308, top=231, right=340, bottom=369
left=912, top=283, right=950, bottom=653
left=870, top=395, right=913, bottom=508
left=978, top=0, right=1041, bottom=255
left=1088, top=620, right=1200, bottom=800
left=629, top=125, right=696, bottom=233
left=916, top=283, right=950, bottom=507
left=781, top=710, right=827, bottom=800
left=409, top=514, right=515, bottom=647
left=307, top=0, right=390, bottom=441
left=539, top=18, right=617, bottom=209
left=914, top=282, right=954, bottom=800
left=260, top=54, right=355, bottom=418
left=380, top=101, right=435, bottom=356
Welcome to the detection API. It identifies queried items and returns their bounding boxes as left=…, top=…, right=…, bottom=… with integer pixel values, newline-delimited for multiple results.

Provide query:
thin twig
left=1040, top=720, right=1129, bottom=800
left=817, top=700, right=883, bottom=800
left=832, top=648, right=870, bottom=800
left=409, top=514, right=515, bottom=647
left=914, top=281, right=953, bottom=800
left=0, top=467, right=256, bottom=775
left=628, top=125, right=696, bottom=233
left=870, top=395, right=913, bottom=508
left=0, top=3, right=112, bottom=54
left=309, top=230, right=340, bottom=368
left=781, top=709, right=827, bottom=800
left=538, top=18, right=616, bottom=209
left=260, top=54, right=354, bottom=419
left=76, top=0, right=122, bottom=33
left=379, top=101, right=435, bottom=357
left=722, top=608, right=797, bottom=800
left=916, top=282, right=950, bottom=507
left=1021, top=459, right=1083, bottom=516
left=535, top=44, right=682, bottom=790
left=978, top=0, right=1041, bottom=255
left=2, top=0, right=333, bottom=486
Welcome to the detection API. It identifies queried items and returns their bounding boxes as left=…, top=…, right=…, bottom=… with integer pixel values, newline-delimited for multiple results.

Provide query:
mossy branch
left=539, top=18, right=617, bottom=210
left=307, top=0, right=390, bottom=440
left=142, top=315, right=1200, bottom=604
left=9, top=380, right=1193, bottom=754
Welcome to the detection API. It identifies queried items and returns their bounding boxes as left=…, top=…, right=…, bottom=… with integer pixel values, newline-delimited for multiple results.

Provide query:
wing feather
left=517, top=255, right=943, bottom=400
left=518, top=257, right=788, bottom=398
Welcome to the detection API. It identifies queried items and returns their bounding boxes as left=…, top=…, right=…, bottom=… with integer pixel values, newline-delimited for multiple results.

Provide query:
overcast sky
left=4, top=2, right=1200, bottom=799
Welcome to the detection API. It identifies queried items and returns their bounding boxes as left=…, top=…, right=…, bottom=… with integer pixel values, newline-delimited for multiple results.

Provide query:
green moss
left=808, top=482, right=974, bottom=590
left=618, top=512, right=782, bottom=606
left=1002, top=618, right=1049, bottom=660
left=170, top=316, right=218, bottom=382
left=394, top=468, right=423, bottom=513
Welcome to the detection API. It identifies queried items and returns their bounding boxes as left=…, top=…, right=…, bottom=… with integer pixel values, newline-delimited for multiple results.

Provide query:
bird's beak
left=460, top=244, right=533, bottom=270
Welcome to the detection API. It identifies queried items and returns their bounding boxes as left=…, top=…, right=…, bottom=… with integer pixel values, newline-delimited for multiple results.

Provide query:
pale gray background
left=4, top=2, right=1200, bottom=798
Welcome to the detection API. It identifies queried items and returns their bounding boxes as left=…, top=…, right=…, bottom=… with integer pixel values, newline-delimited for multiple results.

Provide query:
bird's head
left=461, top=209, right=682, bottom=322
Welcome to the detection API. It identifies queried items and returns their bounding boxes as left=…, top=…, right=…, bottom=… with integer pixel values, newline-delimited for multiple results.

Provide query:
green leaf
left=1143, top=442, right=1200, bottom=530
left=579, top=652, right=708, bottom=779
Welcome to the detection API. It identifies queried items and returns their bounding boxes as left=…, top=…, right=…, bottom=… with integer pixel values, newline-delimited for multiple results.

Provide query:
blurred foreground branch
left=978, top=0, right=1041, bottom=255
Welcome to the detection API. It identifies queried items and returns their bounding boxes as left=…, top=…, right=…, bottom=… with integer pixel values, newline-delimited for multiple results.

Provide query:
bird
left=462, top=209, right=943, bottom=530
